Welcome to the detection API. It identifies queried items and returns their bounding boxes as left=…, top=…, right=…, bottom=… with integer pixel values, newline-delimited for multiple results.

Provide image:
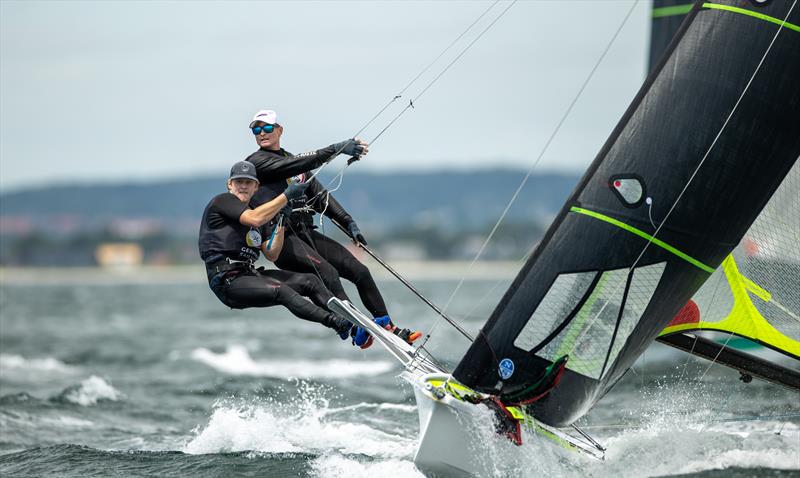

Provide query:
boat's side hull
left=407, top=372, right=605, bottom=476
left=410, top=373, right=499, bottom=477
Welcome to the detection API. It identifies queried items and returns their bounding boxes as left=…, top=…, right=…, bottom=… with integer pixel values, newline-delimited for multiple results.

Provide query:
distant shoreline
left=0, top=260, right=521, bottom=285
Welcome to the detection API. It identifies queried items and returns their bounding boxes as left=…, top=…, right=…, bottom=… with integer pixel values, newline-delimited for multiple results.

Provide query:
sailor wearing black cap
left=198, top=161, right=353, bottom=340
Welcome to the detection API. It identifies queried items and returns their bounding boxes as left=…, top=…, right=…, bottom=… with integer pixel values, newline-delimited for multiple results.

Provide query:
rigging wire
left=563, top=0, right=798, bottom=359
left=368, top=0, right=518, bottom=146
left=273, top=0, right=518, bottom=358
left=306, top=0, right=507, bottom=229
left=306, top=0, right=504, bottom=188
left=674, top=273, right=726, bottom=384
left=352, top=0, right=501, bottom=140
left=412, top=0, right=642, bottom=358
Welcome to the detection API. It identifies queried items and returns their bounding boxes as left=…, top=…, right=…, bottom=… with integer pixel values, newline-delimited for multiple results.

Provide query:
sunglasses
left=251, top=124, right=276, bottom=135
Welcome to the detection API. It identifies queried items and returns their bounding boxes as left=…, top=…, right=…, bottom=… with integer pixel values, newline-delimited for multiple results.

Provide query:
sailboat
left=333, top=0, right=799, bottom=475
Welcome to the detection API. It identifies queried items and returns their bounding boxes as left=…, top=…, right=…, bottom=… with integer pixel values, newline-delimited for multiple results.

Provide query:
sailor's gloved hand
left=348, top=221, right=367, bottom=245
left=278, top=204, right=293, bottom=220
left=330, top=138, right=368, bottom=159
left=283, top=181, right=309, bottom=201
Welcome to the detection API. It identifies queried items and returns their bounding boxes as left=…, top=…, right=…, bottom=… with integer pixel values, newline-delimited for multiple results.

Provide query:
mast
left=452, top=0, right=800, bottom=427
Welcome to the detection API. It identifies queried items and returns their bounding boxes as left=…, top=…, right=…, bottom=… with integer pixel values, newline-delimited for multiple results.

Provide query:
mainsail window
left=601, top=262, right=667, bottom=377
left=609, top=175, right=646, bottom=207
left=513, top=272, right=597, bottom=352
left=533, top=263, right=666, bottom=380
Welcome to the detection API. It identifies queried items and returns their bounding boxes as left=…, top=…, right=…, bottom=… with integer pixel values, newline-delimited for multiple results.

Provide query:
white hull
left=327, top=297, right=604, bottom=476
left=407, top=371, right=503, bottom=477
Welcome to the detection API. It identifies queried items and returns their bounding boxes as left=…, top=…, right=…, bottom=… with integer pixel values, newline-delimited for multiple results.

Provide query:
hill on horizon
left=0, top=169, right=581, bottom=233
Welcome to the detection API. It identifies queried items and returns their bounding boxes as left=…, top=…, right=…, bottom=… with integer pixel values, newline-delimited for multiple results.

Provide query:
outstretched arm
left=247, top=139, right=367, bottom=182
left=239, top=182, right=309, bottom=227
left=239, top=195, right=287, bottom=228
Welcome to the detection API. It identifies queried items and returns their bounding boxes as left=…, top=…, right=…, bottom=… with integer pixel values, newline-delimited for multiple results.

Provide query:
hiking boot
left=393, top=327, right=422, bottom=344
left=351, top=326, right=373, bottom=349
left=373, top=315, right=421, bottom=345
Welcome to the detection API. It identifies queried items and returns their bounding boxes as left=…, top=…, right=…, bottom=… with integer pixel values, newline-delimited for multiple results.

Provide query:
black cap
left=229, top=161, right=258, bottom=181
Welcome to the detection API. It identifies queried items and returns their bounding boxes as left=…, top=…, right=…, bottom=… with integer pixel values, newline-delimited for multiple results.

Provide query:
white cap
left=249, top=109, right=278, bottom=128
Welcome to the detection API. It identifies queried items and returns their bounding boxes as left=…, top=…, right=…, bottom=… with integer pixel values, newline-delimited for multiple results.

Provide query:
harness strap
left=206, top=257, right=255, bottom=276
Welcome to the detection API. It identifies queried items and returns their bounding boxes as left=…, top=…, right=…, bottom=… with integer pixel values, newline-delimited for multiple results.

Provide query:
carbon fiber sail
left=649, top=1, right=693, bottom=72
left=452, top=0, right=800, bottom=427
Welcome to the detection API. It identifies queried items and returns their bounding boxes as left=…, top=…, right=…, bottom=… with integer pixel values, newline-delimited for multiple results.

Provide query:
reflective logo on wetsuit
left=498, top=358, right=515, bottom=380
left=246, top=228, right=263, bottom=248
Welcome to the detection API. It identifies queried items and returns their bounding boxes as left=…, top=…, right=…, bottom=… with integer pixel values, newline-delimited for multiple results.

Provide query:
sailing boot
left=374, top=315, right=422, bottom=345
left=325, top=314, right=353, bottom=341
left=351, top=326, right=373, bottom=349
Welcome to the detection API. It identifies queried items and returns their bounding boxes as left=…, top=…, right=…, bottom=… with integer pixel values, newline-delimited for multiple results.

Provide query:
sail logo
left=498, top=358, right=515, bottom=379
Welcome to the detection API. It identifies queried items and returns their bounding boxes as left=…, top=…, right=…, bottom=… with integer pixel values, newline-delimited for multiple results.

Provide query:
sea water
left=1, top=274, right=798, bottom=477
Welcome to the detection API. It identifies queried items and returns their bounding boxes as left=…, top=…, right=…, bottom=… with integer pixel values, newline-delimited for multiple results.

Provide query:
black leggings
left=213, top=268, right=335, bottom=325
left=275, top=225, right=389, bottom=318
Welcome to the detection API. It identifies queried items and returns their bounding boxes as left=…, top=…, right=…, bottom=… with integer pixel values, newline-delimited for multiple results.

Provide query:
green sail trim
left=652, top=4, right=693, bottom=19
left=570, top=206, right=715, bottom=273
left=652, top=3, right=800, bottom=33
left=702, top=3, right=800, bottom=33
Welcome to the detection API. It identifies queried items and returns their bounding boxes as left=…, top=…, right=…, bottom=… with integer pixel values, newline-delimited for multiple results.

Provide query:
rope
left=414, top=0, right=641, bottom=355
left=306, top=0, right=510, bottom=233
left=368, top=0, right=517, bottom=146
left=306, top=1, right=506, bottom=183
left=352, top=0, right=501, bottom=140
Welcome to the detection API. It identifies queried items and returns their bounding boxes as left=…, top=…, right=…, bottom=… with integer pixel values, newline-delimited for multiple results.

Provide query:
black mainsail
left=452, top=0, right=800, bottom=426
left=649, top=0, right=693, bottom=72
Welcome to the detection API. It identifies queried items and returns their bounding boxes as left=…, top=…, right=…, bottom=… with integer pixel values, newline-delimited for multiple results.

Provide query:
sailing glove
left=348, top=221, right=367, bottom=245
left=331, top=139, right=365, bottom=159
left=278, top=204, right=293, bottom=220
left=283, top=181, right=309, bottom=201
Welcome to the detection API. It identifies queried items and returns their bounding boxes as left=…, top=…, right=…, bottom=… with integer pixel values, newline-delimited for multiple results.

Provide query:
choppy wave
left=56, top=376, right=122, bottom=406
left=331, top=402, right=417, bottom=414
left=0, top=354, right=75, bottom=374
left=189, top=345, right=395, bottom=379
left=311, top=455, right=424, bottom=478
left=184, top=382, right=416, bottom=460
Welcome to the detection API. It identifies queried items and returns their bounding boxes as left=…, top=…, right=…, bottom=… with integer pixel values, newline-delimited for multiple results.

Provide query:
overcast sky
left=0, top=1, right=651, bottom=191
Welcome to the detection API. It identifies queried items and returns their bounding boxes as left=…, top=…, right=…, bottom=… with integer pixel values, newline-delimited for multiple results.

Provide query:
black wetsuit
left=245, top=147, right=389, bottom=318
left=198, top=192, right=339, bottom=327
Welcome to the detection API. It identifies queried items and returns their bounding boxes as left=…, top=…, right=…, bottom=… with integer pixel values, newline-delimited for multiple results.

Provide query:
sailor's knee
left=318, top=262, right=341, bottom=282
left=348, top=260, right=371, bottom=284
left=300, top=273, right=326, bottom=291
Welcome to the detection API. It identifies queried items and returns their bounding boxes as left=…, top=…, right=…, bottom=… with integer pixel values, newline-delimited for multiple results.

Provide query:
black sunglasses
left=251, top=124, right=276, bottom=135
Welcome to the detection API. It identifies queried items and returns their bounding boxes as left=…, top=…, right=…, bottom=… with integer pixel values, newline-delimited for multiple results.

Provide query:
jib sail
left=452, top=0, right=800, bottom=426
left=656, top=111, right=800, bottom=389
